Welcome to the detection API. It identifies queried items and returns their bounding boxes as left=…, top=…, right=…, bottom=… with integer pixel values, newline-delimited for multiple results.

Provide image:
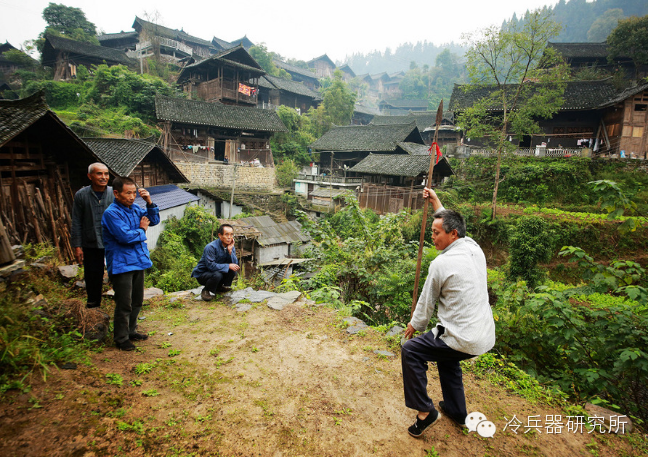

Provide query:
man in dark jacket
left=192, top=224, right=240, bottom=301
left=102, top=177, right=160, bottom=351
left=71, top=163, right=114, bottom=308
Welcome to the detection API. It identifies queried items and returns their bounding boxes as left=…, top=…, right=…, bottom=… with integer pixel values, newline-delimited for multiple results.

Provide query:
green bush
left=507, top=215, right=556, bottom=288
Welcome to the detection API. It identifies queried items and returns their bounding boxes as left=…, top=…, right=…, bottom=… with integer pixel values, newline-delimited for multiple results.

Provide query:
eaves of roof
left=273, top=60, right=319, bottom=80
left=261, top=75, right=320, bottom=99
left=82, top=138, right=189, bottom=182
left=44, top=34, right=134, bottom=66
left=349, top=153, right=454, bottom=177
left=155, top=95, right=288, bottom=133
left=236, top=215, right=310, bottom=246
left=310, top=122, right=420, bottom=152
left=133, top=184, right=199, bottom=211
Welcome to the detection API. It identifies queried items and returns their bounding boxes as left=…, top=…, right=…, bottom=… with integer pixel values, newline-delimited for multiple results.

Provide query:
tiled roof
left=82, top=138, right=189, bottom=183
left=309, top=188, right=353, bottom=198
left=212, top=36, right=232, bottom=50
left=449, top=80, right=633, bottom=112
left=308, top=54, right=335, bottom=68
left=338, top=64, right=356, bottom=77
left=261, top=75, right=321, bottom=99
left=133, top=184, right=199, bottom=211
left=155, top=95, right=288, bottom=133
left=354, top=104, right=381, bottom=116
left=0, top=91, right=50, bottom=146
left=349, top=153, right=453, bottom=177
left=43, top=34, right=133, bottom=66
left=311, top=122, right=422, bottom=152
left=371, top=112, right=437, bottom=131
left=236, top=215, right=310, bottom=246
left=133, top=17, right=213, bottom=48
left=398, top=142, right=433, bottom=155
left=547, top=42, right=611, bottom=59
left=273, top=60, right=319, bottom=81
left=97, top=31, right=138, bottom=42
left=379, top=99, right=429, bottom=109
left=177, top=45, right=265, bottom=82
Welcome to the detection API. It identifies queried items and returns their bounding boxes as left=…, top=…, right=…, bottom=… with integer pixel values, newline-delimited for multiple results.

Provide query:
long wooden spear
left=411, top=100, right=444, bottom=317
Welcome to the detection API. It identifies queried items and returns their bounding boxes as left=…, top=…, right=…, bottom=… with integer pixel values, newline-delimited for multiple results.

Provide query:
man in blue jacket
left=192, top=224, right=240, bottom=301
left=102, top=177, right=160, bottom=351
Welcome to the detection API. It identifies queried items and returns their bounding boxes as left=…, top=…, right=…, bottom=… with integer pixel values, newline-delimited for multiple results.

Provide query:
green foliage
left=275, top=159, right=300, bottom=188
left=321, top=70, right=356, bottom=126
left=40, top=3, right=99, bottom=47
left=270, top=106, right=316, bottom=165
left=607, top=15, right=648, bottom=75
left=0, top=282, right=90, bottom=393
left=507, top=216, right=556, bottom=288
left=588, top=180, right=639, bottom=233
left=459, top=9, right=569, bottom=217
left=249, top=44, right=290, bottom=79
left=587, top=8, right=625, bottom=42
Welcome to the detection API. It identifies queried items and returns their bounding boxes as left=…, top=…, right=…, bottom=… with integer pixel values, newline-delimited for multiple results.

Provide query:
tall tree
left=321, top=69, right=356, bottom=126
left=458, top=9, right=569, bottom=219
left=587, top=9, right=625, bottom=42
left=607, top=15, right=648, bottom=79
left=40, top=3, right=99, bottom=45
left=249, top=43, right=290, bottom=79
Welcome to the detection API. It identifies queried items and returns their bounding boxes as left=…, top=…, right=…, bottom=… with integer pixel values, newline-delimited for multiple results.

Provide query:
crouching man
left=102, top=177, right=160, bottom=351
left=402, top=187, right=496, bottom=437
left=192, top=224, right=240, bottom=301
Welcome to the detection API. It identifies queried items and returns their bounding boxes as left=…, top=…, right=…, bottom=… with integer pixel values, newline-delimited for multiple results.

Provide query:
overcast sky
left=1, top=0, right=558, bottom=63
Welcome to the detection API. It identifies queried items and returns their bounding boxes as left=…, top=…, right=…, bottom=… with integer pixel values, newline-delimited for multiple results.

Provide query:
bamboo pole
left=411, top=101, right=444, bottom=317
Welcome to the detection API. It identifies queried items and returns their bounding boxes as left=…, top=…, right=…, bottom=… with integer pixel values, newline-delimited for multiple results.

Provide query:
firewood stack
left=0, top=171, right=75, bottom=264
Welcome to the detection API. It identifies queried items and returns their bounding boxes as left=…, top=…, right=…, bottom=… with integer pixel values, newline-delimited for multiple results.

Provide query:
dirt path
left=0, top=295, right=641, bottom=456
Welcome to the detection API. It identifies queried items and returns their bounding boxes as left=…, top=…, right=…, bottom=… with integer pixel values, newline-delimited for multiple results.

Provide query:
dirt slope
left=0, top=295, right=642, bottom=456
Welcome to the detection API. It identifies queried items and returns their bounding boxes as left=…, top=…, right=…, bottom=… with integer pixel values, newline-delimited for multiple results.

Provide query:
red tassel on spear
left=411, top=100, right=444, bottom=317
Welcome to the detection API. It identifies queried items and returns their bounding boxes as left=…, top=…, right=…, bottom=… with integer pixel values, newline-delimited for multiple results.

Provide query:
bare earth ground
left=0, top=294, right=643, bottom=457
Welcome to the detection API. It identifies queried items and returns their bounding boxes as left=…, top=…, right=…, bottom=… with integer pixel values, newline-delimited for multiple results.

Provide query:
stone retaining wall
left=175, top=162, right=277, bottom=191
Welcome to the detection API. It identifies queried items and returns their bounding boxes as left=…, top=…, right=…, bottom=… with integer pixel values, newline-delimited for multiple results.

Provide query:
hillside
left=0, top=270, right=646, bottom=456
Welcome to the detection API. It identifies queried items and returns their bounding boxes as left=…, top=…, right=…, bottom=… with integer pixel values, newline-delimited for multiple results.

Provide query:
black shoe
left=201, top=289, right=213, bottom=301
left=216, top=285, right=231, bottom=293
left=86, top=302, right=100, bottom=309
left=116, top=340, right=136, bottom=351
left=438, top=401, right=466, bottom=427
left=408, top=409, right=441, bottom=438
left=129, top=332, right=149, bottom=341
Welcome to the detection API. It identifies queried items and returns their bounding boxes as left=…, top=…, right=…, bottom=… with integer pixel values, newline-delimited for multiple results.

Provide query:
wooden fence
left=358, top=184, right=426, bottom=215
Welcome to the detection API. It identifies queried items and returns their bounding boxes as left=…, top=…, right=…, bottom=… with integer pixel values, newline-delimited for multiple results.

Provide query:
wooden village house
left=273, top=60, right=319, bottom=91
left=257, top=75, right=321, bottom=113
left=41, top=35, right=134, bottom=81
left=176, top=46, right=264, bottom=106
left=449, top=80, right=648, bottom=159
left=0, top=92, right=104, bottom=262
left=155, top=94, right=287, bottom=166
left=307, top=55, right=336, bottom=79
left=349, top=153, right=454, bottom=214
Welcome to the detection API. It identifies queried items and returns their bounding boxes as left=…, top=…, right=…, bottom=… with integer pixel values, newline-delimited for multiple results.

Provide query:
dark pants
left=83, top=247, right=105, bottom=307
left=110, top=270, right=144, bottom=344
left=401, top=328, right=475, bottom=418
left=196, top=270, right=236, bottom=293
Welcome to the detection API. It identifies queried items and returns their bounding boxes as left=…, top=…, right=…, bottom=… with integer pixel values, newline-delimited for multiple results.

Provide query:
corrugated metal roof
left=236, top=215, right=310, bottom=246
left=133, top=184, right=199, bottom=211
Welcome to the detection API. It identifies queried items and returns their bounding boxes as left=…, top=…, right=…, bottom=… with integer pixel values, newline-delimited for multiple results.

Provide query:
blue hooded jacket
left=102, top=201, right=160, bottom=275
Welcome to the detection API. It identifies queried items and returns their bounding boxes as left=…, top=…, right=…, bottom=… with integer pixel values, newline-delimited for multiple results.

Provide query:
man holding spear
left=401, top=101, right=495, bottom=438
left=401, top=189, right=495, bottom=437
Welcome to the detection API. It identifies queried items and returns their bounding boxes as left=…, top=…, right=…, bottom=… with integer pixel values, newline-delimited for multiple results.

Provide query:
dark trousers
left=401, top=328, right=475, bottom=418
left=196, top=270, right=236, bottom=293
left=110, top=270, right=144, bottom=344
left=83, top=247, right=105, bottom=307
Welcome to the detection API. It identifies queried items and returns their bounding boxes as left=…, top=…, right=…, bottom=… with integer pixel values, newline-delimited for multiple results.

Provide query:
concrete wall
left=146, top=203, right=197, bottom=250
left=175, top=162, right=277, bottom=191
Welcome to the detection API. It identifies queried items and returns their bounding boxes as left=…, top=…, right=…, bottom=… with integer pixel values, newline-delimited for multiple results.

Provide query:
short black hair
left=112, top=176, right=136, bottom=192
left=433, top=209, right=466, bottom=238
left=218, top=223, right=234, bottom=235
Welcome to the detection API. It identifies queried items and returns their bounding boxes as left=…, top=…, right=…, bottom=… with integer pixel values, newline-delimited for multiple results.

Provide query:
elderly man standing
left=102, top=177, right=160, bottom=351
left=402, top=187, right=496, bottom=438
left=71, top=163, right=114, bottom=309
left=192, top=224, right=240, bottom=301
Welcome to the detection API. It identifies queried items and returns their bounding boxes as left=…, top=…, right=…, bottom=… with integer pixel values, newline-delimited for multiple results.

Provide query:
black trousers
left=110, top=270, right=144, bottom=344
left=401, top=328, right=475, bottom=418
left=83, top=247, right=105, bottom=307
left=196, top=270, right=236, bottom=293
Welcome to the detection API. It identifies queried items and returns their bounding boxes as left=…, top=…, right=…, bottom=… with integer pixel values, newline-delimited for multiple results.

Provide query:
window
left=634, top=104, right=647, bottom=112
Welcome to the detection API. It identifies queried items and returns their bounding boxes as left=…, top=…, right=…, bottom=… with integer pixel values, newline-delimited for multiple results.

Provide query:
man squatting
left=402, top=187, right=496, bottom=438
left=102, top=177, right=160, bottom=351
left=71, top=163, right=113, bottom=308
left=192, top=224, right=240, bottom=302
